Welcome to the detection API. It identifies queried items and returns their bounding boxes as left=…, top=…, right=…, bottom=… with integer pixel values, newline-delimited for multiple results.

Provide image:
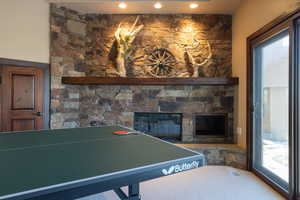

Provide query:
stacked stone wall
left=50, top=5, right=236, bottom=144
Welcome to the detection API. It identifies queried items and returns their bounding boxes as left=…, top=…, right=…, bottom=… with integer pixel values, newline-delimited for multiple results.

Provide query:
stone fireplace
left=49, top=5, right=238, bottom=144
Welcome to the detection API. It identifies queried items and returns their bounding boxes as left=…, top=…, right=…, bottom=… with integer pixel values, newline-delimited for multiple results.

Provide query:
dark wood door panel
left=12, top=119, right=35, bottom=132
left=1, top=66, right=44, bottom=132
left=0, top=67, right=2, bottom=131
left=12, top=74, right=35, bottom=110
left=10, top=110, right=38, bottom=117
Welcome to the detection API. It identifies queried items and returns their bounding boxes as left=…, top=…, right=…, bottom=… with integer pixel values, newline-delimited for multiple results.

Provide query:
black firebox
left=194, top=113, right=228, bottom=137
left=134, top=112, right=182, bottom=141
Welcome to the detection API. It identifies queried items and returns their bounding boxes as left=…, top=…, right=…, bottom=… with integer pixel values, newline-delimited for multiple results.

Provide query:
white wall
left=232, top=0, right=298, bottom=149
left=0, top=0, right=50, bottom=63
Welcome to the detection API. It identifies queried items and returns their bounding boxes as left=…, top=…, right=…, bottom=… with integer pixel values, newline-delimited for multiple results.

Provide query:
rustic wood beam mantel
left=62, top=77, right=239, bottom=86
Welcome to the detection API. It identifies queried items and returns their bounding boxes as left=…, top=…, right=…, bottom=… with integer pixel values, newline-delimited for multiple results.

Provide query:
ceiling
left=50, top=0, right=243, bottom=14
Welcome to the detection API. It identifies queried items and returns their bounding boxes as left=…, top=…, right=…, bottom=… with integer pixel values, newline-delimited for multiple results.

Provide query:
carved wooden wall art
left=114, top=16, right=144, bottom=77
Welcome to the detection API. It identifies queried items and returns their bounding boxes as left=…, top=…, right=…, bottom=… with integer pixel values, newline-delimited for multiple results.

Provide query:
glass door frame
left=252, top=30, right=290, bottom=191
left=295, top=17, right=300, bottom=200
left=247, top=9, right=300, bottom=199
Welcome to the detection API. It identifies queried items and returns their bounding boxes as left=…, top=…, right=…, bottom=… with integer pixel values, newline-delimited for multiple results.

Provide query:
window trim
left=294, top=18, right=300, bottom=200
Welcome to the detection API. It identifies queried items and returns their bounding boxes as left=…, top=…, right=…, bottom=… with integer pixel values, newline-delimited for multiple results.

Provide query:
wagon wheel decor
left=145, top=48, right=177, bottom=77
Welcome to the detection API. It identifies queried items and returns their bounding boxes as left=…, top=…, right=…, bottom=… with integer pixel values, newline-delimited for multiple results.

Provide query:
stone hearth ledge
left=177, top=144, right=247, bottom=170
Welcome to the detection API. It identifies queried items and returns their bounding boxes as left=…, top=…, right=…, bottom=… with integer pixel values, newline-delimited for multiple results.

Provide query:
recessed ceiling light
left=190, top=3, right=198, bottom=9
left=118, top=2, right=127, bottom=9
left=154, top=2, right=162, bottom=9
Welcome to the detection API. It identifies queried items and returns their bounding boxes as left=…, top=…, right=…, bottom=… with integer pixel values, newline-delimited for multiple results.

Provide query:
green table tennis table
left=0, top=126, right=205, bottom=200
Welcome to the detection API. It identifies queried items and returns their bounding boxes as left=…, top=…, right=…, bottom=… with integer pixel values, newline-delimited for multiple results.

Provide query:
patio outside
left=263, top=135, right=289, bottom=182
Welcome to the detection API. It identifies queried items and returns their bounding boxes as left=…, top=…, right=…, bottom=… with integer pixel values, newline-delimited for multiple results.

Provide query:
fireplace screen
left=194, top=114, right=227, bottom=136
left=134, top=113, right=182, bottom=140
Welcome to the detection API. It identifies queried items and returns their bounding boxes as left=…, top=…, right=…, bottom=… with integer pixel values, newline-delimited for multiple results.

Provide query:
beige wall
left=0, top=0, right=49, bottom=63
left=232, top=0, right=299, bottom=149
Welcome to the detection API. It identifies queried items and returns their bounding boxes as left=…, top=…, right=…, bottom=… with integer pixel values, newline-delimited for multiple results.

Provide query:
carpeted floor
left=79, top=166, right=284, bottom=200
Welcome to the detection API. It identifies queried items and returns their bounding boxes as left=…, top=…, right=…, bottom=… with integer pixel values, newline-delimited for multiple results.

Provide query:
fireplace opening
left=194, top=114, right=227, bottom=137
left=134, top=113, right=182, bottom=141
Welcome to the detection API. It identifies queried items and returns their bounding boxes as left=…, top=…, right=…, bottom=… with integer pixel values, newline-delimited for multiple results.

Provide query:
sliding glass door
left=249, top=10, right=300, bottom=198
left=252, top=30, right=290, bottom=190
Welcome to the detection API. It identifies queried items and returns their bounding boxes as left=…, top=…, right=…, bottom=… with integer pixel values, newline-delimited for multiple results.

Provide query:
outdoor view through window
left=261, top=34, right=289, bottom=182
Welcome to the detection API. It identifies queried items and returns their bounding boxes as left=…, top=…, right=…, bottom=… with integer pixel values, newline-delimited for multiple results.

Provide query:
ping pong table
left=0, top=126, right=205, bottom=200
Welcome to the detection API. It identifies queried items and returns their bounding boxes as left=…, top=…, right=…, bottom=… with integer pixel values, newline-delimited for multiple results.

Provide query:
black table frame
left=3, top=156, right=203, bottom=200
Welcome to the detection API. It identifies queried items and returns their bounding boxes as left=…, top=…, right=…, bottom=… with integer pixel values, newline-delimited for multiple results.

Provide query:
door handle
left=250, top=104, right=256, bottom=112
left=251, top=103, right=259, bottom=113
left=33, top=112, right=43, bottom=116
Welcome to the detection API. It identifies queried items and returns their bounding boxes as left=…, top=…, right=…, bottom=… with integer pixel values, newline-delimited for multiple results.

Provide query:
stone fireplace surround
left=50, top=5, right=237, bottom=143
left=52, top=84, right=237, bottom=143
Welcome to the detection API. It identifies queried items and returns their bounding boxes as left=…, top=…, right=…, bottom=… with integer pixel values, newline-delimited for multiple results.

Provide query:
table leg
left=113, top=183, right=141, bottom=200
left=128, top=183, right=140, bottom=200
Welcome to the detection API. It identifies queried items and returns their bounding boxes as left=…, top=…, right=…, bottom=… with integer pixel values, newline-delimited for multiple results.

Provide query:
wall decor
left=144, top=48, right=177, bottom=77
left=182, top=40, right=212, bottom=77
left=114, top=16, right=144, bottom=77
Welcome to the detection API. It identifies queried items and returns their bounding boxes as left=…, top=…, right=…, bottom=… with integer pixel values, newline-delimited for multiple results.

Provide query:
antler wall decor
left=114, top=16, right=144, bottom=77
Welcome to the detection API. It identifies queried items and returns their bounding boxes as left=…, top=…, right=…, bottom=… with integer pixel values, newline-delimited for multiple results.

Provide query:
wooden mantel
left=62, top=77, right=239, bottom=86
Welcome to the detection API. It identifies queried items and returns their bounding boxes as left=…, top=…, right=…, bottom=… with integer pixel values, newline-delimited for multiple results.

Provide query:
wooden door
left=1, top=66, right=44, bottom=132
